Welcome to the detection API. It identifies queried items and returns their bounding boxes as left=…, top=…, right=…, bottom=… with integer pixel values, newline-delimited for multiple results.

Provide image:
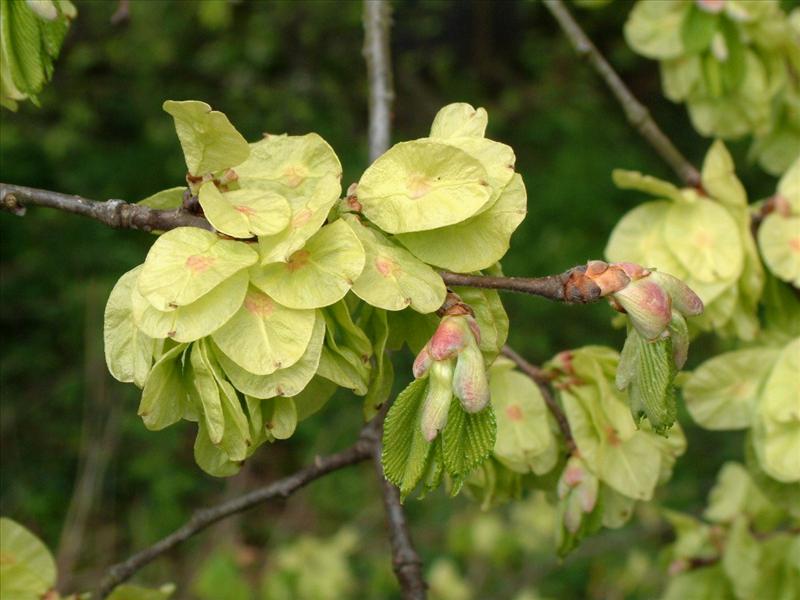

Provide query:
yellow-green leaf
left=397, top=172, right=527, bottom=271
left=162, top=100, right=250, bottom=175
left=138, top=227, right=257, bottom=311
left=104, top=265, right=157, bottom=387
left=758, top=214, right=800, bottom=286
left=490, top=359, right=557, bottom=475
left=701, top=140, right=747, bottom=207
left=663, top=197, right=743, bottom=284
left=345, top=215, right=446, bottom=313
left=211, top=286, right=316, bottom=375
left=683, top=347, right=780, bottom=430
left=429, top=102, right=488, bottom=139
left=357, top=139, right=492, bottom=233
left=0, top=518, right=56, bottom=600
left=132, top=270, right=248, bottom=343
left=250, top=219, right=365, bottom=309
left=212, top=310, right=325, bottom=399
left=198, top=182, right=291, bottom=239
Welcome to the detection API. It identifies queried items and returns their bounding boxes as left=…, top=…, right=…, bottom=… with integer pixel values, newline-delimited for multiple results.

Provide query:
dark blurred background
left=0, top=1, right=776, bottom=598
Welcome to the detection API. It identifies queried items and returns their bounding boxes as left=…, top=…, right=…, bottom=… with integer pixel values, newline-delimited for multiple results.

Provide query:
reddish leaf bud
left=429, top=316, right=470, bottom=361
left=613, top=278, right=672, bottom=340
left=413, top=344, right=433, bottom=379
left=420, top=360, right=455, bottom=442
left=452, top=343, right=490, bottom=413
left=648, top=271, right=704, bottom=317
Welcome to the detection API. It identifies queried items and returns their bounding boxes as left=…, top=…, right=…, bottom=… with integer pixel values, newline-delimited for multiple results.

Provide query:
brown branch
left=0, top=183, right=212, bottom=233
left=363, top=0, right=395, bottom=162
left=2, top=183, right=616, bottom=305
left=364, top=4, right=426, bottom=597
left=441, top=265, right=603, bottom=304
left=373, top=429, right=427, bottom=599
left=542, top=0, right=701, bottom=188
left=95, top=434, right=376, bottom=598
left=501, top=345, right=577, bottom=455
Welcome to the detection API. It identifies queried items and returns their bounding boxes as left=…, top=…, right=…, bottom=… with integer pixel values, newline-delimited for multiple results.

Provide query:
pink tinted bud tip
left=413, top=344, right=433, bottom=379
left=429, top=316, right=469, bottom=361
left=696, top=0, right=725, bottom=14
left=614, top=262, right=650, bottom=280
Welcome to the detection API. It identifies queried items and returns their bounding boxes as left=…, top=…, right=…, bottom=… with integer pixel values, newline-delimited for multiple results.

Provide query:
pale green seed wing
left=163, top=100, right=250, bottom=176
left=104, top=265, right=158, bottom=388
left=250, top=219, right=365, bottom=309
left=429, top=103, right=488, bottom=139
left=397, top=173, right=527, bottom=272
left=758, top=215, right=800, bottom=286
left=0, top=518, right=56, bottom=600
left=138, top=227, right=257, bottom=311
left=199, top=182, right=291, bottom=239
left=357, top=140, right=492, bottom=233
left=345, top=215, right=445, bottom=313
left=211, top=286, right=316, bottom=375
left=663, top=199, right=743, bottom=283
left=211, top=310, right=325, bottom=399
left=132, top=269, right=248, bottom=343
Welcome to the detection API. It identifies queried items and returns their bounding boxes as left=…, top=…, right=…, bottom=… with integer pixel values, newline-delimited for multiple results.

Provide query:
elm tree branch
left=0, top=183, right=212, bottom=232
left=364, top=0, right=395, bottom=162
left=364, top=4, right=427, bottom=598
left=542, top=0, right=701, bottom=188
left=501, top=345, right=577, bottom=455
left=96, top=434, right=376, bottom=598
left=372, top=425, right=428, bottom=600
left=1, top=183, right=611, bottom=305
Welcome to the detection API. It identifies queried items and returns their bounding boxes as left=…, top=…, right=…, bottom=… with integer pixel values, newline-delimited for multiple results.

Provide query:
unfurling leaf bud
left=429, top=316, right=470, bottom=360
left=647, top=271, right=704, bottom=317
left=413, top=344, right=433, bottom=379
left=557, top=457, right=599, bottom=534
left=452, top=343, right=490, bottom=413
left=421, top=360, right=455, bottom=442
left=613, top=278, right=672, bottom=340
left=668, top=310, right=689, bottom=370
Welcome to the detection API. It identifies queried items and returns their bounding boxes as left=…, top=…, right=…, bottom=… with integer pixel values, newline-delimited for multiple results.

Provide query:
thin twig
left=542, top=0, right=701, bottom=188
left=0, top=183, right=212, bottom=233
left=364, top=3, right=426, bottom=597
left=95, top=434, right=376, bottom=598
left=1, top=183, right=615, bottom=305
left=363, top=0, right=395, bottom=161
left=501, top=345, right=577, bottom=455
left=373, top=428, right=427, bottom=599
left=441, top=268, right=603, bottom=304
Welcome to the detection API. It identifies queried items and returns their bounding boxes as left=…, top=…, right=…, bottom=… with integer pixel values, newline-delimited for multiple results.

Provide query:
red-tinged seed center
left=505, top=404, right=523, bottom=421
left=605, top=426, right=621, bottom=447
left=283, top=165, right=307, bottom=188
left=407, top=173, right=432, bottom=199
left=292, top=208, right=312, bottom=228
left=375, top=256, right=397, bottom=277
left=244, top=292, right=274, bottom=317
left=693, top=230, right=712, bottom=249
left=235, top=205, right=256, bottom=216
left=286, top=249, right=311, bottom=272
left=185, top=254, right=215, bottom=273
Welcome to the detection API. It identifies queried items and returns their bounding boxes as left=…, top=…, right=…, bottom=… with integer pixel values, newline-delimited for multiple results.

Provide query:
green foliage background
left=0, top=1, right=781, bottom=597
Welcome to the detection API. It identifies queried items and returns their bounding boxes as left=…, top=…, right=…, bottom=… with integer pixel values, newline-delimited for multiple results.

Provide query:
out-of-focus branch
left=542, top=0, right=702, bottom=188
left=363, top=0, right=395, bottom=162
left=0, top=183, right=212, bottom=232
left=95, top=434, right=376, bottom=598
left=373, top=429, right=427, bottom=599
left=364, top=3, right=426, bottom=597
left=501, top=345, right=577, bottom=455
